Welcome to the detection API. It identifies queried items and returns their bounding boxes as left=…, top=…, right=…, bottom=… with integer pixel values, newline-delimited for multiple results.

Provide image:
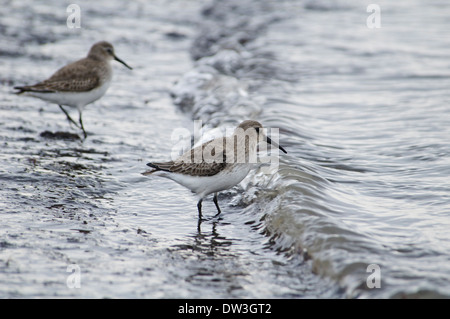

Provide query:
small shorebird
left=14, top=41, right=132, bottom=138
left=142, top=120, right=287, bottom=219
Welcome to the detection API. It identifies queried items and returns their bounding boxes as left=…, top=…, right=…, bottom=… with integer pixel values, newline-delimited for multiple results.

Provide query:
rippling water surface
left=1, top=0, right=450, bottom=298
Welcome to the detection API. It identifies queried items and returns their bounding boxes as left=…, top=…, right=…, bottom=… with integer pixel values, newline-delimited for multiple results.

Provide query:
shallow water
left=1, top=0, right=450, bottom=298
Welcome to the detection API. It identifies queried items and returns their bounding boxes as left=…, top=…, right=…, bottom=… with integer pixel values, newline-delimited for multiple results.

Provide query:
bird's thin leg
left=78, top=110, right=87, bottom=139
left=58, top=105, right=80, bottom=128
left=197, top=199, right=203, bottom=219
left=197, top=216, right=202, bottom=233
left=213, top=193, right=221, bottom=217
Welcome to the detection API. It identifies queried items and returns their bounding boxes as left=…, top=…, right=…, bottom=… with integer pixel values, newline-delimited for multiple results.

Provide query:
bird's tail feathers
left=141, top=162, right=173, bottom=176
left=13, top=86, right=27, bottom=95
left=13, top=86, right=54, bottom=95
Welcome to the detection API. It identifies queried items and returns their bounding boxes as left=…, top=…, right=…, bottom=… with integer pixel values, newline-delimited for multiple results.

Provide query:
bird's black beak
left=266, top=135, right=287, bottom=154
left=255, top=127, right=287, bottom=154
left=114, top=55, right=133, bottom=70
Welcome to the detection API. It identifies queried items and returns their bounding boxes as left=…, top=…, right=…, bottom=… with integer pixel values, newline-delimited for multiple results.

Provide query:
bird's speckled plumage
left=15, top=42, right=121, bottom=94
left=14, top=41, right=132, bottom=138
left=143, top=120, right=287, bottom=219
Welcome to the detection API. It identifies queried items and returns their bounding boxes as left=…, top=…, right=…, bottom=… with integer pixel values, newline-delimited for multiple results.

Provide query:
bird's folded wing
left=169, top=161, right=226, bottom=176
left=17, top=58, right=101, bottom=93
left=148, top=137, right=228, bottom=177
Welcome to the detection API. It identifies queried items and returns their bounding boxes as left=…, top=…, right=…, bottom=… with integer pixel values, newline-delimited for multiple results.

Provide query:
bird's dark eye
left=255, top=127, right=260, bottom=133
left=106, top=47, right=113, bottom=54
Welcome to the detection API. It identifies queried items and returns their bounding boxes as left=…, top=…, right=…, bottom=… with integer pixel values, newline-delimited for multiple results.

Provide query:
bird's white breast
left=25, top=80, right=111, bottom=110
left=156, top=164, right=252, bottom=198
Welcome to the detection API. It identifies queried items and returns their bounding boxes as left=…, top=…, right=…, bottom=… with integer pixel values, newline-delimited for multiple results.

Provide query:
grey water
left=1, top=0, right=450, bottom=298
